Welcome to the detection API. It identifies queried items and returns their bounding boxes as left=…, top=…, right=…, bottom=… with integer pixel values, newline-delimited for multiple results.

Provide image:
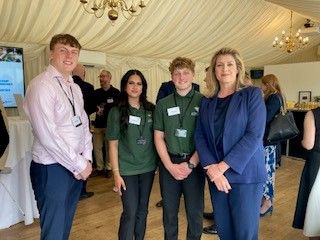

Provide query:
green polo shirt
left=106, top=106, right=158, bottom=176
left=154, top=89, right=202, bottom=154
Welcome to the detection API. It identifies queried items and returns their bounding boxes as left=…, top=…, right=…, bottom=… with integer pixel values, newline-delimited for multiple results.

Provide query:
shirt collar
left=47, top=65, right=74, bottom=85
left=175, top=88, right=195, bottom=98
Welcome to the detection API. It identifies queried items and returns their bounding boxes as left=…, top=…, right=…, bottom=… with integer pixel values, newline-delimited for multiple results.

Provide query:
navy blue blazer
left=195, top=86, right=267, bottom=184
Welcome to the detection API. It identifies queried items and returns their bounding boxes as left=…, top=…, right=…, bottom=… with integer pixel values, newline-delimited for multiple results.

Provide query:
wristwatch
left=187, top=161, right=196, bottom=169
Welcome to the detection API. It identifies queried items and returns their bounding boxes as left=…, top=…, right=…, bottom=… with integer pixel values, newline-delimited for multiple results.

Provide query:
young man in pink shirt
left=24, top=34, right=92, bottom=240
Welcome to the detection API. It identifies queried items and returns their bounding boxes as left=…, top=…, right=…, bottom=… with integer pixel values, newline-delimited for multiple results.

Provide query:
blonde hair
left=169, top=57, right=195, bottom=74
left=261, top=74, right=283, bottom=100
left=205, top=47, right=245, bottom=97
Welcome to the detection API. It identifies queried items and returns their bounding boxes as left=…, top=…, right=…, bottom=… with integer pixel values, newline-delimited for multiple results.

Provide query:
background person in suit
left=195, top=47, right=266, bottom=240
left=156, top=80, right=200, bottom=103
left=73, top=63, right=95, bottom=200
left=72, top=64, right=96, bottom=116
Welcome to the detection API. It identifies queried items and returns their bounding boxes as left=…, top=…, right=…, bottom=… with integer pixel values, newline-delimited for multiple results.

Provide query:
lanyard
left=129, top=108, right=147, bottom=137
left=56, top=78, right=76, bottom=116
left=173, top=91, right=195, bottom=128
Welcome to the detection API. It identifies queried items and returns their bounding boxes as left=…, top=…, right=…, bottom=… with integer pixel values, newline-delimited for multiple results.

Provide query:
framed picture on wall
left=299, top=91, right=311, bottom=103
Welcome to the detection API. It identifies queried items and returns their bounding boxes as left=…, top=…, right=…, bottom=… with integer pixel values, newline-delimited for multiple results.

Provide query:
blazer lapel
left=224, top=91, right=243, bottom=131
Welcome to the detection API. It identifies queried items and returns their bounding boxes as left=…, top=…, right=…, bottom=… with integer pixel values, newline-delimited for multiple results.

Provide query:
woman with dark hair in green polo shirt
left=106, top=69, right=158, bottom=240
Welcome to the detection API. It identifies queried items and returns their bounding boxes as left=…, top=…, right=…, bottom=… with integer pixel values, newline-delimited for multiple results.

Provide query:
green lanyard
left=129, top=108, right=147, bottom=138
left=173, top=92, right=195, bottom=128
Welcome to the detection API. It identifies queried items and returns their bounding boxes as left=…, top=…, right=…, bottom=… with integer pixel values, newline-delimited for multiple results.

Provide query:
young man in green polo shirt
left=154, top=57, right=205, bottom=240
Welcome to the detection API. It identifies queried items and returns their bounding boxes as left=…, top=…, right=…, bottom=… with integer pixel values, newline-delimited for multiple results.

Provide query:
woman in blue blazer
left=195, top=47, right=267, bottom=240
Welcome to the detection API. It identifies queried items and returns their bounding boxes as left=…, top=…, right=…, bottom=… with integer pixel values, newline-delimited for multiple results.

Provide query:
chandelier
left=79, top=0, right=147, bottom=22
left=272, top=11, right=309, bottom=53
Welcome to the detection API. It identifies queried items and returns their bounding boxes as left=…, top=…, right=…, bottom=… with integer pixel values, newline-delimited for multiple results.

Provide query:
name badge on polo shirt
left=107, top=98, right=114, bottom=103
left=175, top=128, right=187, bottom=138
left=71, top=115, right=82, bottom=127
left=167, top=106, right=180, bottom=116
left=136, top=136, right=147, bottom=145
left=129, top=115, right=141, bottom=125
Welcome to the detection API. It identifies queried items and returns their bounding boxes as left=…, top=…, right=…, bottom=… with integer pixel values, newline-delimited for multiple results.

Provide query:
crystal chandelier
left=79, top=0, right=147, bottom=22
left=272, top=11, right=309, bottom=53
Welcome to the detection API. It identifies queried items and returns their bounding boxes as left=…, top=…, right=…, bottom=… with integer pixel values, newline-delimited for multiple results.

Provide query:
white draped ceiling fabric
left=1, top=0, right=320, bottom=103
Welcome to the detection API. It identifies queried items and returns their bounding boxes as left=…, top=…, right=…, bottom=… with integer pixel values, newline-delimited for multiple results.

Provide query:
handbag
left=266, top=95, right=299, bottom=145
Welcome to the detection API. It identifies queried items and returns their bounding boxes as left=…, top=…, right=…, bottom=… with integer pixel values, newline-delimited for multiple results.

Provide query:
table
left=0, top=117, right=39, bottom=229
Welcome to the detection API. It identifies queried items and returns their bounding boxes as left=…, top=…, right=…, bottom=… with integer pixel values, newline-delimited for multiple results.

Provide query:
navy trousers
left=209, top=182, right=263, bottom=240
left=30, top=161, right=82, bottom=240
left=119, top=171, right=155, bottom=240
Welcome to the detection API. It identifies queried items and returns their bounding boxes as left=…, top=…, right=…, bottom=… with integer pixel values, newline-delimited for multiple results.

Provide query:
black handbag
left=266, top=95, right=299, bottom=145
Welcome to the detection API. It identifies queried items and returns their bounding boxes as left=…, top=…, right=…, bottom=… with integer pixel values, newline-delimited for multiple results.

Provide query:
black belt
left=169, top=152, right=194, bottom=160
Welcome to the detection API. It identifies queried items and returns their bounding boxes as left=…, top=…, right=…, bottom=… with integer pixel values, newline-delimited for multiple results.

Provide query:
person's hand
left=113, top=172, right=126, bottom=196
left=205, top=164, right=231, bottom=193
left=79, top=160, right=93, bottom=180
left=96, top=105, right=104, bottom=116
left=213, top=174, right=231, bottom=193
left=74, top=174, right=82, bottom=180
left=168, top=163, right=191, bottom=180
left=204, top=164, right=223, bottom=180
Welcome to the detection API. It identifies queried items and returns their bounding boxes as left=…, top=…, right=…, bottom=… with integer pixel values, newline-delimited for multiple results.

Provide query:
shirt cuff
left=72, top=155, right=88, bottom=175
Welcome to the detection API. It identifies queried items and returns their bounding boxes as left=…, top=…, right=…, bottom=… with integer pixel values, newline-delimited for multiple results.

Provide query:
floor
left=0, top=156, right=308, bottom=240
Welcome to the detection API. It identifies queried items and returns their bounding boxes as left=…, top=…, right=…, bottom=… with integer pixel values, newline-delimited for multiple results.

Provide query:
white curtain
left=0, top=40, right=208, bottom=107
left=85, top=54, right=208, bottom=104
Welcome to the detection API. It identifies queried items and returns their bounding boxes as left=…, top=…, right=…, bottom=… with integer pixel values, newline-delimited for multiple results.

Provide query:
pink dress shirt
left=24, top=65, right=92, bottom=175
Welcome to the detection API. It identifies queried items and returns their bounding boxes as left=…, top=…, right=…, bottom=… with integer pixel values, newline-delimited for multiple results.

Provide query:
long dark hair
left=118, top=69, right=154, bottom=134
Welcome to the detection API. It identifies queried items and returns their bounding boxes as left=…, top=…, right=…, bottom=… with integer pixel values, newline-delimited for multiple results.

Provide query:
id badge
left=71, top=115, right=82, bottom=127
left=129, top=115, right=141, bottom=125
left=175, top=128, right=187, bottom=138
left=136, top=136, right=147, bottom=145
left=167, top=107, right=180, bottom=116
left=107, top=98, right=114, bottom=103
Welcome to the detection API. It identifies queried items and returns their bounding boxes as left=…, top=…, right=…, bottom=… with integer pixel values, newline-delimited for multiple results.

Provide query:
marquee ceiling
left=0, top=0, right=320, bottom=67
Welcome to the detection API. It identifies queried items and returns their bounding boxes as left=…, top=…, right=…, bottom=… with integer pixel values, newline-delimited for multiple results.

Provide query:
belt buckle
left=181, top=153, right=188, bottom=159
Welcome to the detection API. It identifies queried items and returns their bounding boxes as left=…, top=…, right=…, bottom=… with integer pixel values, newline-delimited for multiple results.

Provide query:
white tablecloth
left=0, top=117, right=39, bottom=229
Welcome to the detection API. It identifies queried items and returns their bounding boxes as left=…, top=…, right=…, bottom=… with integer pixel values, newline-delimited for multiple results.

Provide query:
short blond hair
left=169, top=57, right=195, bottom=74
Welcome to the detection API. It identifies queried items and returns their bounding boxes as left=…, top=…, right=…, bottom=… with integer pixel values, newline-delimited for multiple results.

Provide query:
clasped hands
left=168, top=162, right=192, bottom=181
left=74, top=160, right=93, bottom=181
left=205, top=163, right=231, bottom=193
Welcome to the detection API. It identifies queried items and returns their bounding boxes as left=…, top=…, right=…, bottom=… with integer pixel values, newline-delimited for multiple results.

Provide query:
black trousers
left=159, top=159, right=205, bottom=240
left=119, top=171, right=155, bottom=240
left=30, top=161, right=82, bottom=240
